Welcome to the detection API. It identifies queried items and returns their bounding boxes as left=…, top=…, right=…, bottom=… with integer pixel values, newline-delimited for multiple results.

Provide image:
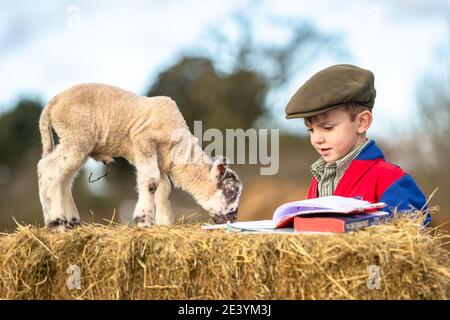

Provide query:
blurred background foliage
left=0, top=12, right=448, bottom=244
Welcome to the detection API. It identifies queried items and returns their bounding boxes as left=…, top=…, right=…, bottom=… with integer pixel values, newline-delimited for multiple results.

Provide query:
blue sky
left=0, top=0, right=449, bottom=138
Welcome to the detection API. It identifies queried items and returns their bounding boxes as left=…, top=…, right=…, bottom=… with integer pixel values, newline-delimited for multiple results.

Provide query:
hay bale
left=0, top=215, right=449, bottom=299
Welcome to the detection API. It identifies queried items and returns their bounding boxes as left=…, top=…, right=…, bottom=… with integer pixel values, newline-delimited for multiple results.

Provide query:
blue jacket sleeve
left=379, top=174, right=431, bottom=226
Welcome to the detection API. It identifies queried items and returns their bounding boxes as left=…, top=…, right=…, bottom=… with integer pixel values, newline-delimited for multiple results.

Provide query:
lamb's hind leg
left=37, top=144, right=88, bottom=230
left=62, top=154, right=87, bottom=228
left=155, top=175, right=174, bottom=225
left=132, top=151, right=160, bottom=228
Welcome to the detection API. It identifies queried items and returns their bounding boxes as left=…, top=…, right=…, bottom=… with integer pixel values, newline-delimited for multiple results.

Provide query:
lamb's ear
left=210, top=156, right=228, bottom=181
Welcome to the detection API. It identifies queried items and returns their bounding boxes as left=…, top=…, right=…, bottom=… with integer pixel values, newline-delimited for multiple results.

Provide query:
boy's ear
left=357, top=110, right=373, bottom=134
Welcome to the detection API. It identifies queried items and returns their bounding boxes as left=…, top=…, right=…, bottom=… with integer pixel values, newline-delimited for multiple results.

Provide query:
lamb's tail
left=39, top=96, right=57, bottom=158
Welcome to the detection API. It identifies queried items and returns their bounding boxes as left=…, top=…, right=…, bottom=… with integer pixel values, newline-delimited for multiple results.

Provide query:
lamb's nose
left=226, top=209, right=238, bottom=223
left=213, top=214, right=227, bottom=224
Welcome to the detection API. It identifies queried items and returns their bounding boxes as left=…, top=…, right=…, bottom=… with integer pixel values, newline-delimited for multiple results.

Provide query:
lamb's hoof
left=47, top=218, right=70, bottom=232
left=69, top=218, right=81, bottom=229
left=133, top=216, right=154, bottom=228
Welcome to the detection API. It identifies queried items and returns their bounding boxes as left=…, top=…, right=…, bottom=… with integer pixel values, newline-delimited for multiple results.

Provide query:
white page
left=202, top=220, right=331, bottom=235
left=282, top=196, right=370, bottom=209
left=202, top=220, right=276, bottom=230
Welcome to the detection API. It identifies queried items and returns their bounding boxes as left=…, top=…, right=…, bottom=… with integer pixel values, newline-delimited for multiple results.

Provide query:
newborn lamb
left=37, top=83, right=242, bottom=231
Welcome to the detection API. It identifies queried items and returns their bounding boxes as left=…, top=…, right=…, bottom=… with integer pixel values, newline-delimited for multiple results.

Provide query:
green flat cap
left=285, top=64, right=376, bottom=119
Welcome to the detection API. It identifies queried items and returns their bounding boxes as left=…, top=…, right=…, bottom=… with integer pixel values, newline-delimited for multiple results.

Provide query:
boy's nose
left=312, top=133, right=325, bottom=144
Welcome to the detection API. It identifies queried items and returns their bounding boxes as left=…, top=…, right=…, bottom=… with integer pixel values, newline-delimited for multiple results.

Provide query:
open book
left=273, top=196, right=386, bottom=228
left=202, top=196, right=387, bottom=233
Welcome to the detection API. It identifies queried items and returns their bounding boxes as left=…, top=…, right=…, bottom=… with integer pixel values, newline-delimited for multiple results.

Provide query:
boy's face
left=305, top=107, right=370, bottom=163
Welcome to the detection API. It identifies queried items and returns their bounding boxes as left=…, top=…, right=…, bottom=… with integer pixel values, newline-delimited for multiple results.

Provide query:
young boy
left=285, top=64, right=430, bottom=225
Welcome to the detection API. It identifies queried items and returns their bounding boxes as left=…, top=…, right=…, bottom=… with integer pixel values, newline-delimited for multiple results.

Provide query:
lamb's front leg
left=155, top=175, right=174, bottom=225
left=133, top=153, right=160, bottom=228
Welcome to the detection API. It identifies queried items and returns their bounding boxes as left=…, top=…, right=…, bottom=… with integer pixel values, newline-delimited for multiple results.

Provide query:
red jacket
left=307, top=141, right=430, bottom=225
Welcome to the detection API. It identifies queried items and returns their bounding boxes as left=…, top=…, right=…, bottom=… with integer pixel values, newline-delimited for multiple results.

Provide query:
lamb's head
left=202, top=157, right=242, bottom=224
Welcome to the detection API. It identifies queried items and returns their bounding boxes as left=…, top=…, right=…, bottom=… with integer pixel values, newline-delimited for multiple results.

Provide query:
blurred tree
left=0, top=99, right=43, bottom=229
left=387, top=39, right=450, bottom=220
left=147, top=57, right=267, bottom=132
left=0, top=99, right=42, bottom=166
left=203, top=13, right=345, bottom=88
left=146, top=13, right=343, bottom=132
left=412, top=44, right=450, bottom=214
